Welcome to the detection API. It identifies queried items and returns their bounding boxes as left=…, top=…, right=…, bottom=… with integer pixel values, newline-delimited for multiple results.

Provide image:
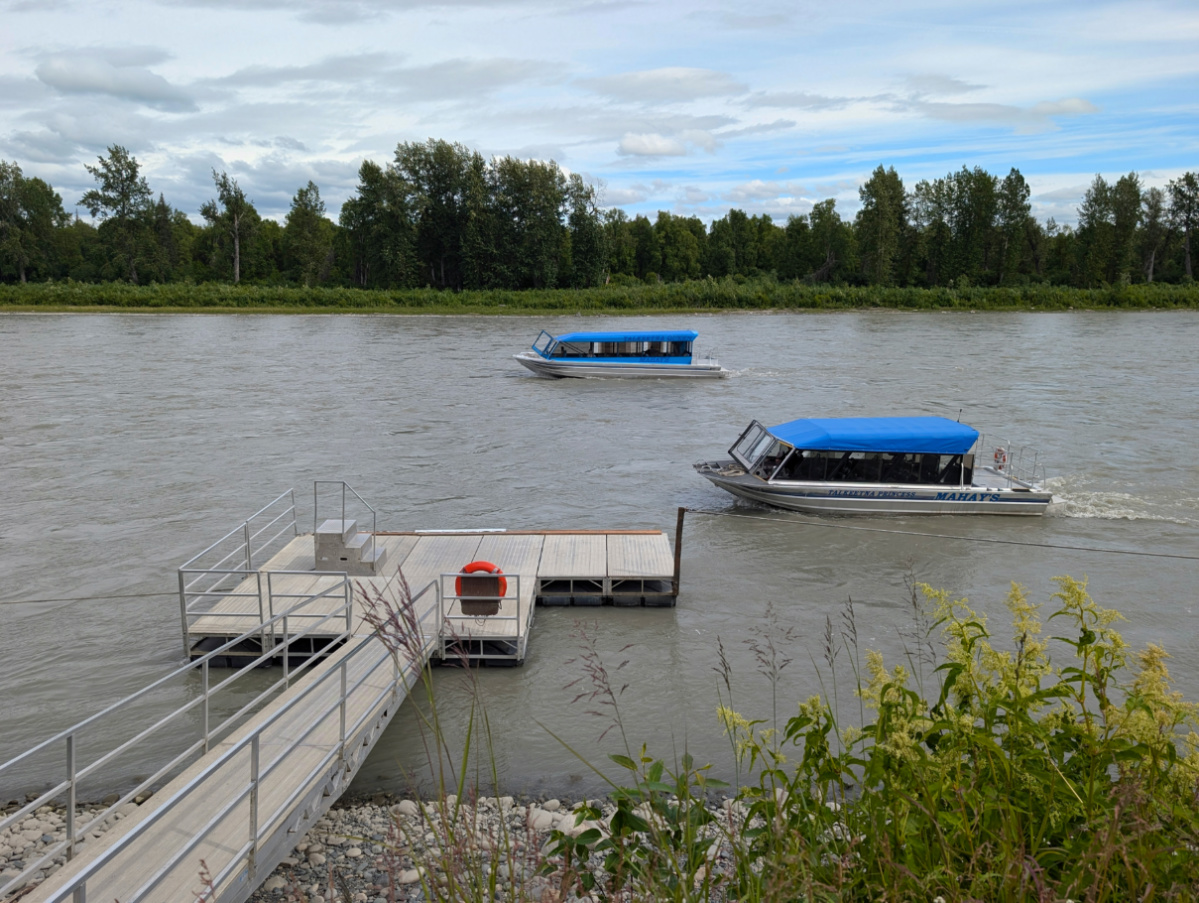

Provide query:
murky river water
left=1, top=311, right=1197, bottom=799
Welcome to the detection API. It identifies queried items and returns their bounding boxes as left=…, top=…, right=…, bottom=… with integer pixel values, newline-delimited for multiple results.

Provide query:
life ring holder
left=993, top=447, right=1007, bottom=471
left=455, top=561, right=507, bottom=617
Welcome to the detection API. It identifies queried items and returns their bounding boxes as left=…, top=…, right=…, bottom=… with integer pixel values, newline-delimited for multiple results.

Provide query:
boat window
left=750, top=441, right=790, bottom=479
left=554, top=341, right=592, bottom=358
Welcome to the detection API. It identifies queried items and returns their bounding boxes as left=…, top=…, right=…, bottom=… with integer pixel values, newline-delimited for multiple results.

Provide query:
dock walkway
left=12, top=487, right=679, bottom=903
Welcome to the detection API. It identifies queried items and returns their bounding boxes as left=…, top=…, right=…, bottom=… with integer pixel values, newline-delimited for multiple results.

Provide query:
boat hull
left=695, top=461, right=1057, bottom=516
left=514, top=352, right=729, bottom=379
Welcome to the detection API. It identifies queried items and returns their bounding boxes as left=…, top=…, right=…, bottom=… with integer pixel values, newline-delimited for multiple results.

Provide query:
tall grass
left=352, top=572, right=1199, bottom=902
left=3, top=278, right=1199, bottom=313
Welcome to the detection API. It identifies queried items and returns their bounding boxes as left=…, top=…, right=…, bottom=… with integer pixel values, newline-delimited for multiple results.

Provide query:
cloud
left=723, top=179, right=808, bottom=203
left=602, top=187, right=646, bottom=205
left=579, top=67, right=747, bottom=103
left=721, top=12, right=790, bottom=29
left=35, top=53, right=196, bottom=112
left=617, top=133, right=686, bottom=156
left=216, top=54, right=556, bottom=103
left=909, top=97, right=1099, bottom=133
left=743, top=91, right=854, bottom=111
left=717, top=119, right=796, bottom=139
left=904, top=74, right=984, bottom=96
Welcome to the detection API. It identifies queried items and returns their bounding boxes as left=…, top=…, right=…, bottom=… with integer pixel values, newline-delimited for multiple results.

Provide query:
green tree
left=1168, top=172, right=1198, bottom=280
left=283, top=181, right=334, bottom=286
left=200, top=171, right=256, bottom=284
left=654, top=212, right=701, bottom=282
left=79, top=145, right=154, bottom=282
left=339, top=160, right=419, bottom=289
left=394, top=139, right=480, bottom=290
left=1075, top=174, right=1115, bottom=286
left=0, top=161, right=68, bottom=283
left=996, top=168, right=1033, bottom=285
left=1110, top=172, right=1143, bottom=282
left=1140, top=187, right=1169, bottom=283
left=807, top=199, right=855, bottom=282
left=566, top=174, right=607, bottom=288
left=630, top=215, right=659, bottom=281
left=602, top=209, right=636, bottom=280
left=855, top=165, right=906, bottom=285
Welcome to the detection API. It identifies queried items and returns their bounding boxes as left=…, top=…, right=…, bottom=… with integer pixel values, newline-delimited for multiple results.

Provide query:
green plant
left=721, top=577, right=1199, bottom=901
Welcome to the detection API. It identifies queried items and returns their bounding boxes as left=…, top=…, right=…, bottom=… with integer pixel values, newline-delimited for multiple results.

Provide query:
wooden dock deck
left=187, top=528, right=676, bottom=664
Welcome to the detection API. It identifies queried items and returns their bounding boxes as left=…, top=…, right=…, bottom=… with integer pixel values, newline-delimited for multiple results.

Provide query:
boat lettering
left=934, top=492, right=1002, bottom=502
left=827, top=489, right=918, bottom=499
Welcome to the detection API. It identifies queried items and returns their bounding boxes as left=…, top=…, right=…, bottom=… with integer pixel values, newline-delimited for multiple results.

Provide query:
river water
left=1, top=311, right=1197, bottom=799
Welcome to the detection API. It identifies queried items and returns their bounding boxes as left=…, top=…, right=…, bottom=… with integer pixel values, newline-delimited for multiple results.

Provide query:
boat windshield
left=730, top=421, right=776, bottom=469
left=532, top=330, right=557, bottom=358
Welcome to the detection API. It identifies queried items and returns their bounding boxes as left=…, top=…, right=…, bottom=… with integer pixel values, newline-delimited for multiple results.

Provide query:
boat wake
left=1044, top=475, right=1189, bottom=523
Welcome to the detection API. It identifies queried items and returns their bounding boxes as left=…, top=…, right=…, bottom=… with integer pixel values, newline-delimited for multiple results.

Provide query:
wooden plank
left=607, top=532, right=674, bottom=578
left=539, top=534, right=606, bottom=578
left=473, top=534, right=545, bottom=605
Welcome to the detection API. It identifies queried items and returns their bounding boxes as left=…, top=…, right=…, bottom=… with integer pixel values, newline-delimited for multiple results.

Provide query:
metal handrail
left=0, top=576, right=354, bottom=897
left=177, top=490, right=297, bottom=572
left=314, top=480, right=378, bottom=568
left=439, top=573, right=526, bottom=661
left=39, top=579, right=442, bottom=903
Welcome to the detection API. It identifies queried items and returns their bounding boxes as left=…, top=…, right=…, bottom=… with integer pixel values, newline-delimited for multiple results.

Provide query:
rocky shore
left=2, top=792, right=740, bottom=902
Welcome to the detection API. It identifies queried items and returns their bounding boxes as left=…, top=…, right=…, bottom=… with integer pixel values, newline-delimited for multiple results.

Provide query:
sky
left=1, top=0, right=1196, bottom=226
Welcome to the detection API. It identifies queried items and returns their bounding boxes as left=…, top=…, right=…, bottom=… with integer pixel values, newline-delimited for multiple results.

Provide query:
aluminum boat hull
left=695, top=460, right=1057, bottom=516
left=514, top=352, right=729, bottom=379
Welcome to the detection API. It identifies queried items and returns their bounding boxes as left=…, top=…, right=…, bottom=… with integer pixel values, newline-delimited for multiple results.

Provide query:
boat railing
left=977, top=434, right=1046, bottom=487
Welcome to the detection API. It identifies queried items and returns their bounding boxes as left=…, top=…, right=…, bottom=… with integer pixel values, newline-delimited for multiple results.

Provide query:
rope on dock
left=684, top=508, right=1199, bottom=561
left=0, top=591, right=176, bottom=606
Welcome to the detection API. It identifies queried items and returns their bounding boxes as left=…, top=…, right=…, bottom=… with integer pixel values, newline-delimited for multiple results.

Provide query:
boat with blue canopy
left=514, top=329, right=729, bottom=379
left=695, top=415, right=1057, bottom=515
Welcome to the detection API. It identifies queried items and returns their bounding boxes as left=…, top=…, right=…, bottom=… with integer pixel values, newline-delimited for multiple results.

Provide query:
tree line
left=1, top=142, right=1195, bottom=289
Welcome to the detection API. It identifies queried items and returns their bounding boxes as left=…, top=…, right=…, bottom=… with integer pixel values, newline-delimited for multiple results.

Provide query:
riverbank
left=2, top=279, right=1198, bottom=313
left=1, top=791, right=741, bottom=902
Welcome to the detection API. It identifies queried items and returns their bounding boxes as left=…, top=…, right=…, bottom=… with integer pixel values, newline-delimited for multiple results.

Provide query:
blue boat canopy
left=767, top=417, right=979, bottom=455
left=552, top=329, right=698, bottom=343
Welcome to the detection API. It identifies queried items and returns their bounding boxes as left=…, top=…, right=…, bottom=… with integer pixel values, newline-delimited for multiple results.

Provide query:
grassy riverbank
left=2, top=279, right=1198, bottom=314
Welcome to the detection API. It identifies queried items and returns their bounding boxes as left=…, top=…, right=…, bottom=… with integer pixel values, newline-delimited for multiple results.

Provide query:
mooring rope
left=684, top=507, right=1199, bottom=561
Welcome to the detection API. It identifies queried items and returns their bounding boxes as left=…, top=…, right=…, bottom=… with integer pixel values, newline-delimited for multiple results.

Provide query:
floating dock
left=11, top=484, right=683, bottom=903
left=184, top=526, right=676, bottom=666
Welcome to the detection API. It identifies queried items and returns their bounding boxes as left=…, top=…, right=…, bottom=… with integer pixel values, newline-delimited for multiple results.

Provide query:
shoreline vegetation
left=3, top=279, right=1199, bottom=315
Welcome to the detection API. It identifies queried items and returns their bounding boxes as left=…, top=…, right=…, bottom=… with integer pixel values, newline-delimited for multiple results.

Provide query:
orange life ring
left=993, top=447, right=1007, bottom=470
left=455, top=560, right=507, bottom=598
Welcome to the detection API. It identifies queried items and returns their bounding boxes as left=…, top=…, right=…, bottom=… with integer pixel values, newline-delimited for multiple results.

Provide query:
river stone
left=398, top=867, right=423, bottom=884
left=542, top=799, right=561, bottom=812
left=263, top=876, right=287, bottom=891
left=394, top=800, right=419, bottom=817
left=345, top=847, right=363, bottom=858
left=308, top=852, right=326, bottom=867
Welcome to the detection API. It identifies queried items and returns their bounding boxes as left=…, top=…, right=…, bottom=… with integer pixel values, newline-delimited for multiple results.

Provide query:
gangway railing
left=0, top=575, right=355, bottom=900
left=439, top=573, right=526, bottom=662
left=32, top=577, right=442, bottom=903
left=177, top=568, right=353, bottom=655
left=177, top=491, right=299, bottom=653
left=314, top=480, right=378, bottom=569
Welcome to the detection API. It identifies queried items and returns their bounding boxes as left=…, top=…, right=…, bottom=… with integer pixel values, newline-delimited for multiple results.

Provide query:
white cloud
left=579, top=67, right=747, bottom=103
left=617, top=133, right=686, bottom=156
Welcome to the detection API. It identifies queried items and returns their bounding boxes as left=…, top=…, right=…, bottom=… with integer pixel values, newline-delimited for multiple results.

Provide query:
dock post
left=672, top=507, right=685, bottom=597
